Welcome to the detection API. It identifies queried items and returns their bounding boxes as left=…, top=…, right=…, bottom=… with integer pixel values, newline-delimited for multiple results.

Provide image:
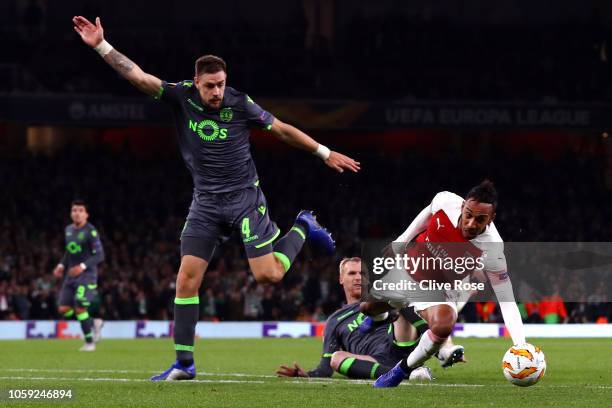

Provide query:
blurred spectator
left=539, top=293, right=569, bottom=324
left=476, top=302, right=498, bottom=323
left=295, top=305, right=312, bottom=322
left=12, top=285, right=30, bottom=320
left=243, top=282, right=263, bottom=321
left=587, top=287, right=609, bottom=323
left=0, top=282, right=12, bottom=319
left=311, top=306, right=326, bottom=322
left=521, top=302, right=542, bottom=324
left=568, top=302, right=589, bottom=323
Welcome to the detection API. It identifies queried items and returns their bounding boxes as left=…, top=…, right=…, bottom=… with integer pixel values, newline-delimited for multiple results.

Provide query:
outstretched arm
left=72, top=16, right=162, bottom=97
left=306, top=356, right=334, bottom=377
left=270, top=118, right=360, bottom=173
left=281, top=316, right=339, bottom=377
left=276, top=362, right=311, bottom=378
left=487, top=272, right=526, bottom=345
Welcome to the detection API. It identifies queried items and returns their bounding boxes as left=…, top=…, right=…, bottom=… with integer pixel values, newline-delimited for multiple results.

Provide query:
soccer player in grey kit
left=53, top=200, right=105, bottom=351
left=73, top=16, right=360, bottom=380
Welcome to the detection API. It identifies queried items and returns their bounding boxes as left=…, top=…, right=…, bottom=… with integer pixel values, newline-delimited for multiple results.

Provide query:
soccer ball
left=502, top=343, right=546, bottom=387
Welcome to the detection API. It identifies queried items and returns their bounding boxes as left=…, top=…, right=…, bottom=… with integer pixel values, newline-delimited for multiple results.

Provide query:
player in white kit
left=368, top=180, right=527, bottom=387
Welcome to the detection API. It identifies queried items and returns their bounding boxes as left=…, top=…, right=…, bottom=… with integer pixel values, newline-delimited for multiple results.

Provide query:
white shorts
left=410, top=301, right=458, bottom=314
left=370, top=266, right=471, bottom=313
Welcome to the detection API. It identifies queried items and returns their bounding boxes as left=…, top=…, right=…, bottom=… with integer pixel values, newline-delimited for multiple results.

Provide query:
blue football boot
left=358, top=316, right=376, bottom=334
left=296, top=210, right=335, bottom=254
left=373, top=361, right=409, bottom=388
left=359, top=310, right=398, bottom=334
left=150, top=360, right=196, bottom=381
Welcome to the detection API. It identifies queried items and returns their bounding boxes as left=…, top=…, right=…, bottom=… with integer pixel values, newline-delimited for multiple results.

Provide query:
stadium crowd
left=1, top=141, right=610, bottom=323
left=2, top=1, right=610, bottom=102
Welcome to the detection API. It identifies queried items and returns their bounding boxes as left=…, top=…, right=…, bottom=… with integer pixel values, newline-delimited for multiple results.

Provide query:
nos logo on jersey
left=189, top=120, right=228, bottom=142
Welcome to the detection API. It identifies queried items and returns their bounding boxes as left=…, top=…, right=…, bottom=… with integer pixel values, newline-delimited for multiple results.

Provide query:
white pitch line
left=2, top=368, right=276, bottom=378
left=0, top=376, right=482, bottom=387
left=0, top=374, right=483, bottom=388
left=5, top=368, right=149, bottom=374
left=0, top=376, right=265, bottom=384
left=3, top=369, right=468, bottom=386
left=3, top=370, right=611, bottom=389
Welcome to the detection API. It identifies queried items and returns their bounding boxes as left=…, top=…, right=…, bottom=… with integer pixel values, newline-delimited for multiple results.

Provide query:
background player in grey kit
left=73, top=15, right=360, bottom=380
left=53, top=199, right=105, bottom=352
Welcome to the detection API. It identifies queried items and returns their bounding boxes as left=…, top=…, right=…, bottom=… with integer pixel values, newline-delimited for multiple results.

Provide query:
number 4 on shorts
left=241, top=217, right=250, bottom=238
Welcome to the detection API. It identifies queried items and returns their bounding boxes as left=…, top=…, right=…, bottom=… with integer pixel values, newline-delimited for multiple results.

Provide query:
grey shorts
left=180, top=184, right=279, bottom=261
left=58, top=272, right=98, bottom=309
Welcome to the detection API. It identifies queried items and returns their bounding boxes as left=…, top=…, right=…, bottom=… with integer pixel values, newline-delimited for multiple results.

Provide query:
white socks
left=407, top=329, right=447, bottom=368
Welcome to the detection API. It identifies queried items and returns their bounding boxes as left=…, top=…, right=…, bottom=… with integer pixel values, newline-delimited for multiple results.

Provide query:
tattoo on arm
left=106, top=49, right=135, bottom=74
left=102, top=48, right=161, bottom=95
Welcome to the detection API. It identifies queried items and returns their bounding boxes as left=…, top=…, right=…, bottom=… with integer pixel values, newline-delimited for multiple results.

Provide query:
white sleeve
left=487, top=272, right=526, bottom=345
left=482, top=245, right=507, bottom=274
left=395, top=205, right=431, bottom=243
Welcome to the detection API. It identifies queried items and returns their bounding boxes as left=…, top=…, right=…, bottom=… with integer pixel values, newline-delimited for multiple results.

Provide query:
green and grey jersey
left=60, top=222, right=105, bottom=273
left=307, top=303, right=391, bottom=377
left=159, top=81, right=275, bottom=194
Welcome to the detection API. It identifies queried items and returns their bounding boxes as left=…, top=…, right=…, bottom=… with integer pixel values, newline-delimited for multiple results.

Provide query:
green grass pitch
left=0, top=337, right=610, bottom=407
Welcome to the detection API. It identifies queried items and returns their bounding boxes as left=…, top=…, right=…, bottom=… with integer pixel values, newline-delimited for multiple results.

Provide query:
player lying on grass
left=72, top=15, right=360, bottom=381
left=361, top=180, right=526, bottom=387
left=277, top=257, right=461, bottom=381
